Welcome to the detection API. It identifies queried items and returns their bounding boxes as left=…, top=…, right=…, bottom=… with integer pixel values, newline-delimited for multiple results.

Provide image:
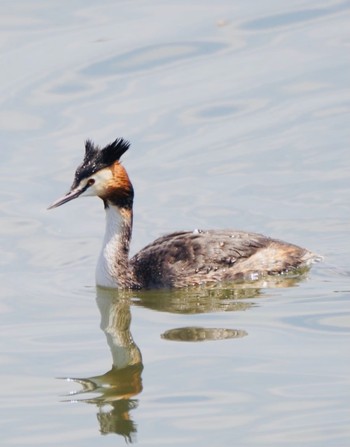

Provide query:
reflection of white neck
left=96, top=205, right=127, bottom=288
left=96, top=289, right=142, bottom=370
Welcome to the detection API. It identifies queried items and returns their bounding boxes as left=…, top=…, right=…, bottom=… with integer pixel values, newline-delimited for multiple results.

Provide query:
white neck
left=95, top=205, right=131, bottom=288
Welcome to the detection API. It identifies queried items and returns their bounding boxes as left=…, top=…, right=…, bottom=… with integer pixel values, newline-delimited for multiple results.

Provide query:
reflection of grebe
left=64, top=292, right=143, bottom=442
left=49, top=138, right=320, bottom=289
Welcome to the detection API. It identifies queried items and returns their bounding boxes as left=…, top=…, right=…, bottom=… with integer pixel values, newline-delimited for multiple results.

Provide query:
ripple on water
left=81, top=41, right=227, bottom=77
left=180, top=97, right=268, bottom=124
left=283, top=311, right=350, bottom=335
left=240, top=2, right=350, bottom=31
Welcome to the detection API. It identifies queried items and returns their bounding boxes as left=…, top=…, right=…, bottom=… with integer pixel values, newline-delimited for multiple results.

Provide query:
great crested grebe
left=48, top=138, right=320, bottom=289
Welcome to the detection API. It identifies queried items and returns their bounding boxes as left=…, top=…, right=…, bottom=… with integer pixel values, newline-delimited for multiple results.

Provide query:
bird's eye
left=87, top=178, right=95, bottom=186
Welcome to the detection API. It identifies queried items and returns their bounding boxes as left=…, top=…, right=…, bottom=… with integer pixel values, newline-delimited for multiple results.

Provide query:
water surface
left=1, top=1, right=350, bottom=446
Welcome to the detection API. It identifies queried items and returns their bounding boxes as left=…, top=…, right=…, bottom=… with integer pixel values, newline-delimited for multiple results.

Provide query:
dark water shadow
left=161, top=326, right=247, bottom=342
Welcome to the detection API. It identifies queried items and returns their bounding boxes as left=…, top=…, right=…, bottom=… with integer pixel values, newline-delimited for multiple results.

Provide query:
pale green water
left=1, top=1, right=350, bottom=446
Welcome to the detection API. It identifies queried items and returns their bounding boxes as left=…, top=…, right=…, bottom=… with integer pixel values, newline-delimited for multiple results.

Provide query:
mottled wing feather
left=130, top=230, right=310, bottom=288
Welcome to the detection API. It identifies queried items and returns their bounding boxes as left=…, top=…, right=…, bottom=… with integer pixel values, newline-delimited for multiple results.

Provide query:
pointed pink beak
left=47, top=187, right=85, bottom=210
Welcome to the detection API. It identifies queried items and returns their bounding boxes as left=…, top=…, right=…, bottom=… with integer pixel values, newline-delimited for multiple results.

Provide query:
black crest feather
left=100, top=138, right=130, bottom=166
left=72, top=138, right=130, bottom=188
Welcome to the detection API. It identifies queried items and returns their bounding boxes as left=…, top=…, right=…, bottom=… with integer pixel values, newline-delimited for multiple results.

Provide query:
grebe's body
left=49, top=138, right=319, bottom=289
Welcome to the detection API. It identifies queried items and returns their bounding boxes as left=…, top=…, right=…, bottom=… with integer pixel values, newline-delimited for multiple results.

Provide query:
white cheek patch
left=80, top=168, right=113, bottom=197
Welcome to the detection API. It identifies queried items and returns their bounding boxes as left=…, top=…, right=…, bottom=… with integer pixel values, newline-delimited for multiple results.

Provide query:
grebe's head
left=48, top=138, right=133, bottom=210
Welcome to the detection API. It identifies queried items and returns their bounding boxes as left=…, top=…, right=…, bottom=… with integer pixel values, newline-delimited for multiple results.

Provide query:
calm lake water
left=1, top=1, right=350, bottom=445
